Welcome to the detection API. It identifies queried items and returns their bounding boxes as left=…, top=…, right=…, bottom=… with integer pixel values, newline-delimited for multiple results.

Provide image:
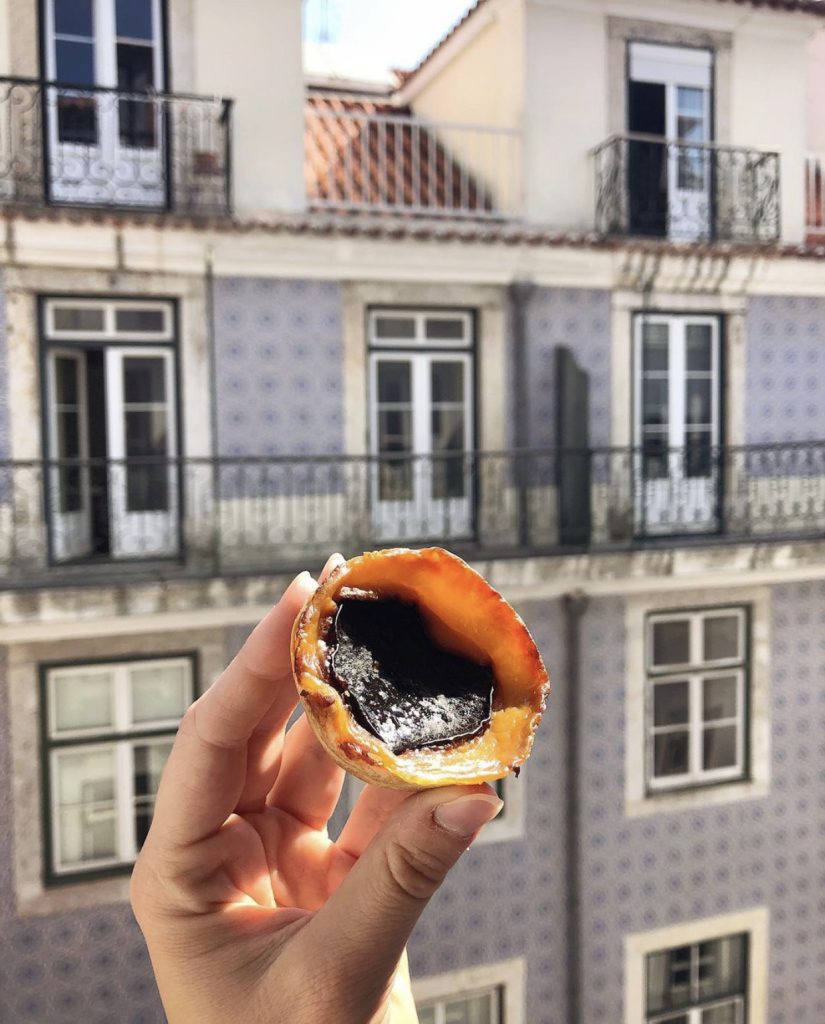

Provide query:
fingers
left=297, top=786, right=502, bottom=1012
left=336, top=785, right=410, bottom=859
left=320, top=551, right=345, bottom=582
left=151, top=571, right=317, bottom=848
left=266, top=715, right=345, bottom=829
left=235, top=552, right=343, bottom=813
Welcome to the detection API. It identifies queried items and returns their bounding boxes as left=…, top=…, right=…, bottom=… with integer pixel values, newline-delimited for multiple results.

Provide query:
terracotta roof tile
left=304, top=93, right=493, bottom=214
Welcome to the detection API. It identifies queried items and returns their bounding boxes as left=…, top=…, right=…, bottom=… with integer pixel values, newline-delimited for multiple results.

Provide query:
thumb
left=300, top=785, right=502, bottom=1015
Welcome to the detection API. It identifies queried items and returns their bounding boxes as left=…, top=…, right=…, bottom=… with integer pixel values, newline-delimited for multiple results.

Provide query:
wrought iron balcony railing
left=1, top=444, right=824, bottom=584
left=305, top=102, right=522, bottom=218
left=593, top=133, right=780, bottom=244
left=0, top=76, right=232, bottom=215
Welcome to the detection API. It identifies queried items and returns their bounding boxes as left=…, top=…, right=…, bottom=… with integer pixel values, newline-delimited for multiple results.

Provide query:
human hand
left=130, top=556, right=503, bottom=1024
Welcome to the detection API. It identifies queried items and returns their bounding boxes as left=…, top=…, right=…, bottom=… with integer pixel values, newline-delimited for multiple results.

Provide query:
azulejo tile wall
left=213, top=278, right=345, bottom=458
left=523, top=288, right=612, bottom=449
left=408, top=599, right=569, bottom=1024
left=578, top=584, right=825, bottom=1024
left=745, top=296, right=825, bottom=444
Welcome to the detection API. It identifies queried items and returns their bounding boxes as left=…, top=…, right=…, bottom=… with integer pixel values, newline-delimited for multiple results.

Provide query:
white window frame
left=646, top=607, right=747, bottom=792
left=625, top=908, right=769, bottom=1024
left=625, top=586, right=770, bottom=819
left=417, top=984, right=502, bottom=1024
left=646, top=934, right=747, bottom=1024
left=413, top=958, right=526, bottom=1024
left=368, top=308, right=473, bottom=350
left=45, top=655, right=194, bottom=877
left=44, top=298, right=175, bottom=342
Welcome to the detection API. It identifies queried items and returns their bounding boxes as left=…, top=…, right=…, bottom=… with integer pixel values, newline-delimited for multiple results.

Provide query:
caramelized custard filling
left=329, top=597, right=495, bottom=755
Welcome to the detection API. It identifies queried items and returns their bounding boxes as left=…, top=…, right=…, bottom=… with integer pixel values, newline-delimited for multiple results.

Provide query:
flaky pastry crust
left=291, top=547, right=550, bottom=789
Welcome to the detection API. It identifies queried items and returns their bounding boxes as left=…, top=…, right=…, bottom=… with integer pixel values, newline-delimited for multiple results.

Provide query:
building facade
left=2, top=0, right=825, bottom=1021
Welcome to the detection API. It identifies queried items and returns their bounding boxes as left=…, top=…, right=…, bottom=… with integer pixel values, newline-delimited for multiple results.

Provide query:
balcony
left=305, top=96, right=522, bottom=219
left=0, top=76, right=232, bottom=215
left=593, top=134, right=780, bottom=244
left=1, top=444, right=824, bottom=585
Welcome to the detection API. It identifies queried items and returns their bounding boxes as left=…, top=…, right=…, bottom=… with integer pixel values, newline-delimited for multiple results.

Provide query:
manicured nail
left=433, top=794, right=503, bottom=836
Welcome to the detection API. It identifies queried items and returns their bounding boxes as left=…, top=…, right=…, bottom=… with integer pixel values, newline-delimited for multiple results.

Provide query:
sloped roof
left=304, top=93, right=493, bottom=214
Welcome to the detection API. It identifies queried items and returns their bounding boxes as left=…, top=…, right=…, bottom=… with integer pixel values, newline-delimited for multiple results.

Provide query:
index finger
left=150, top=570, right=317, bottom=848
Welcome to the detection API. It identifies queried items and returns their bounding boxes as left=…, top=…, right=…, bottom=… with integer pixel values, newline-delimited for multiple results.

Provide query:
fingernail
left=433, top=794, right=503, bottom=837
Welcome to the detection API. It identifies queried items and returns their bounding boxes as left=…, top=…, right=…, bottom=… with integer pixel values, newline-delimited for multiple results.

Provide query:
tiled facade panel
left=745, top=295, right=825, bottom=443
left=520, top=287, right=612, bottom=448
left=0, top=650, right=166, bottom=1024
left=408, top=598, right=568, bottom=1024
left=213, top=277, right=345, bottom=457
left=579, top=584, right=825, bottom=1024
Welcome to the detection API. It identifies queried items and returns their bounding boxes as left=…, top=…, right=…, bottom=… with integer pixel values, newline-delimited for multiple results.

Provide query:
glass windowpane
left=643, top=378, right=668, bottom=429
left=642, top=324, right=669, bottom=371
left=377, top=362, right=411, bottom=404
left=653, top=731, right=689, bottom=777
left=697, top=937, right=746, bottom=1001
left=686, top=379, right=712, bottom=427
left=116, top=0, right=153, bottom=39
left=702, top=1001, right=740, bottom=1024
left=52, top=669, right=115, bottom=733
left=53, top=307, right=105, bottom=333
left=431, top=362, right=464, bottom=403
left=702, top=724, right=737, bottom=770
left=374, top=316, right=416, bottom=341
left=55, top=38, right=95, bottom=84
left=130, top=662, right=189, bottom=723
left=55, top=747, right=117, bottom=866
left=703, top=615, right=740, bottom=662
left=444, top=993, right=494, bottom=1024
left=703, top=675, right=737, bottom=722
left=417, top=1008, right=437, bottom=1024
left=653, top=680, right=689, bottom=727
left=115, top=308, right=166, bottom=334
left=686, top=325, right=712, bottom=371
left=54, top=0, right=93, bottom=37
left=124, top=357, right=166, bottom=403
left=651, top=619, right=690, bottom=667
left=55, top=356, right=80, bottom=404
left=426, top=317, right=465, bottom=341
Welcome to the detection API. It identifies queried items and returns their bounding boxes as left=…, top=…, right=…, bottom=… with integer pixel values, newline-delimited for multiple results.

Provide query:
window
left=43, top=655, right=194, bottom=878
left=368, top=308, right=475, bottom=544
left=646, top=934, right=747, bottom=1024
left=625, top=909, right=767, bottom=1024
left=417, top=986, right=502, bottom=1024
left=413, top=959, right=525, bottom=1024
left=646, top=607, right=747, bottom=791
left=42, top=298, right=179, bottom=564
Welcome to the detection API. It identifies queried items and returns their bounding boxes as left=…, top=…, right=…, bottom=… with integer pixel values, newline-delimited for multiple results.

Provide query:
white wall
left=730, top=20, right=814, bottom=244
left=523, top=1, right=607, bottom=228
left=808, top=29, right=825, bottom=153
left=192, top=0, right=305, bottom=214
left=405, top=0, right=525, bottom=215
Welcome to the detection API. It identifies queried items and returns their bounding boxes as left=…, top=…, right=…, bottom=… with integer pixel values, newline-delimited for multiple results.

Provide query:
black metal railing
left=1, top=444, right=824, bottom=582
left=0, top=76, right=232, bottom=215
left=593, top=133, right=780, bottom=243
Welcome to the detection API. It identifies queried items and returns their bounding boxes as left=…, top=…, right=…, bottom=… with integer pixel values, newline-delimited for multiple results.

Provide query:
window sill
left=625, top=776, right=769, bottom=819
left=17, top=872, right=132, bottom=917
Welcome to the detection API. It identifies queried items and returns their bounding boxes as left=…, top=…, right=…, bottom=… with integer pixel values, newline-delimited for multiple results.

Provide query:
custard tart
left=291, top=547, right=549, bottom=789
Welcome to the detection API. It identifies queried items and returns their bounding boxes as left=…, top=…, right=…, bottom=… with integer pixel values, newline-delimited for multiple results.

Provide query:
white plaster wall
left=191, top=0, right=305, bottom=214
left=807, top=29, right=825, bottom=152
left=0, top=0, right=11, bottom=77
left=730, top=25, right=812, bottom=244
left=523, top=2, right=607, bottom=228
left=406, top=0, right=525, bottom=215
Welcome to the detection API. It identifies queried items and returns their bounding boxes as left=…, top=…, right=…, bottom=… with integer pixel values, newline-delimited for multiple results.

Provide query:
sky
left=303, top=0, right=474, bottom=80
